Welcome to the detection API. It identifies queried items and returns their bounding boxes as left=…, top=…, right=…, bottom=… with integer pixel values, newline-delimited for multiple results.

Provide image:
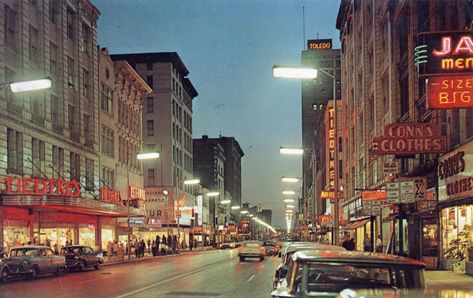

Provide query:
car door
left=38, top=249, right=51, bottom=272
left=85, top=247, right=95, bottom=266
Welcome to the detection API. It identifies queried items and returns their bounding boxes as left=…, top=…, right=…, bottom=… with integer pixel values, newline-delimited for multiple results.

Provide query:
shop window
left=7, top=128, right=23, bottom=174
left=85, top=158, right=95, bottom=191
left=442, top=206, right=473, bottom=262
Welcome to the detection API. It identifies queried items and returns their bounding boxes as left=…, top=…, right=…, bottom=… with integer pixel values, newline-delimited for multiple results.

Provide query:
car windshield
left=244, top=243, right=260, bottom=248
left=10, top=248, right=40, bottom=257
left=61, top=247, right=85, bottom=254
left=292, top=263, right=423, bottom=293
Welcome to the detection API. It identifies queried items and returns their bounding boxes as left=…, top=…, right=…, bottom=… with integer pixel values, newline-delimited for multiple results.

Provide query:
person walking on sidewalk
left=140, top=239, right=146, bottom=257
left=363, top=234, right=372, bottom=252
left=167, top=234, right=172, bottom=254
left=172, top=235, right=178, bottom=253
left=156, top=235, right=160, bottom=255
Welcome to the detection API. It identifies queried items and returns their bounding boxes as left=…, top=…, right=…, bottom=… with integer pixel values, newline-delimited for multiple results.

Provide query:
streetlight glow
left=283, top=199, right=295, bottom=203
left=282, top=190, right=296, bottom=195
left=240, top=210, right=248, bottom=214
left=137, top=152, right=160, bottom=160
left=207, top=191, right=220, bottom=197
left=282, top=177, right=300, bottom=183
left=220, top=199, right=231, bottom=204
left=231, top=206, right=241, bottom=210
left=286, top=204, right=295, bottom=209
left=184, top=179, right=200, bottom=185
left=9, top=78, right=52, bottom=93
left=273, top=66, right=318, bottom=79
left=279, top=147, right=304, bottom=155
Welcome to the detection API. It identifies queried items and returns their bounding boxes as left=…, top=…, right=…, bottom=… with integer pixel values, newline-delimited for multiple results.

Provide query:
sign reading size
left=427, top=75, right=473, bottom=108
left=417, top=31, right=473, bottom=76
left=307, top=39, right=332, bottom=50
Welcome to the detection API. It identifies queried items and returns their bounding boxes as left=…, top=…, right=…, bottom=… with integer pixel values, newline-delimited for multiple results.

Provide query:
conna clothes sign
left=438, top=139, right=473, bottom=202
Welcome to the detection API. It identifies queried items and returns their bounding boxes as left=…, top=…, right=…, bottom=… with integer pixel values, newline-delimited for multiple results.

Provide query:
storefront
left=0, top=177, right=143, bottom=254
left=438, top=140, right=473, bottom=273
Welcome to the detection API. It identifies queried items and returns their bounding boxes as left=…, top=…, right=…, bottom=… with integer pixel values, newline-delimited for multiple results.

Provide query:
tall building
left=301, top=42, right=341, bottom=231
left=336, top=0, right=473, bottom=269
left=98, top=48, right=151, bottom=248
left=0, top=0, right=137, bottom=252
left=109, top=52, right=198, bottom=232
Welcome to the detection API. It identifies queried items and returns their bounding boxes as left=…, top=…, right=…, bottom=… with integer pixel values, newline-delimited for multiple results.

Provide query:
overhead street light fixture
left=282, top=177, right=300, bottom=183
left=137, top=152, right=160, bottom=160
left=184, top=179, right=200, bottom=185
left=279, top=147, right=304, bottom=155
left=220, top=199, right=231, bottom=205
left=272, top=65, right=318, bottom=79
left=240, top=210, right=248, bottom=215
left=207, top=192, right=220, bottom=197
left=252, top=217, right=258, bottom=221
left=286, top=205, right=295, bottom=209
left=231, top=206, right=240, bottom=210
left=282, top=190, right=296, bottom=195
left=283, top=198, right=295, bottom=203
left=8, top=78, right=52, bottom=93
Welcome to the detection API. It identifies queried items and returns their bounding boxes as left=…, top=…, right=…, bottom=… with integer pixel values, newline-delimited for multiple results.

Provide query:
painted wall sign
left=1, top=177, right=80, bottom=197
left=438, top=140, right=473, bottom=202
left=427, top=75, right=473, bottom=109
left=372, top=123, right=446, bottom=155
left=307, top=39, right=332, bottom=50
left=416, top=31, right=473, bottom=76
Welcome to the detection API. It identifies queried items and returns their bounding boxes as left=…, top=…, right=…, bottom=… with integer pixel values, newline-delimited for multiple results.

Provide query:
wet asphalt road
left=0, top=249, right=280, bottom=298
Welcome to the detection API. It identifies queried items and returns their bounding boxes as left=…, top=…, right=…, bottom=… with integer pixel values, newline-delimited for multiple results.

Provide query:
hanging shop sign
left=307, top=39, right=332, bottom=50
left=319, top=214, right=332, bottom=225
left=386, top=177, right=427, bottom=204
left=426, top=75, right=473, bottom=109
left=438, top=140, right=473, bottom=202
left=129, top=186, right=145, bottom=200
left=326, top=107, right=335, bottom=190
left=372, top=123, right=446, bottom=155
left=1, top=177, right=80, bottom=197
left=99, top=187, right=121, bottom=204
left=361, top=190, right=387, bottom=201
left=416, top=31, right=473, bottom=77
left=147, top=218, right=162, bottom=226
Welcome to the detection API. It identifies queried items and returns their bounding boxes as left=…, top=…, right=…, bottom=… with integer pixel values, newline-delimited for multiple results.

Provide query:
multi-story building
left=98, top=48, right=151, bottom=248
left=109, top=52, right=198, bottom=242
left=301, top=42, right=341, bottom=232
left=336, top=0, right=473, bottom=270
left=0, top=0, right=139, bottom=252
left=217, top=136, right=244, bottom=208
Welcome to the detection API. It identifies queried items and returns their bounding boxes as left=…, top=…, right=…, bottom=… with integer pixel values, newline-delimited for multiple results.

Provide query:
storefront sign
left=129, top=186, right=145, bottom=200
left=383, top=155, right=399, bottom=174
left=326, top=107, right=335, bottom=190
left=427, top=75, right=473, bottom=109
left=99, top=187, right=121, bottom=204
left=319, top=215, right=332, bottom=225
left=147, top=218, right=162, bottom=226
left=1, top=177, right=80, bottom=197
left=373, top=123, right=446, bottom=155
left=386, top=177, right=427, bottom=204
left=307, top=39, right=332, bottom=50
left=362, top=190, right=387, bottom=201
left=416, top=31, right=473, bottom=76
left=438, top=140, right=473, bottom=202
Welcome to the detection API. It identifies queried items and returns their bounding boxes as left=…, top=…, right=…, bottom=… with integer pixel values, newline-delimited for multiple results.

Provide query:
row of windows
left=118, top=136, right=140, bottom=170
left=118, top=101, right=140, bottom=135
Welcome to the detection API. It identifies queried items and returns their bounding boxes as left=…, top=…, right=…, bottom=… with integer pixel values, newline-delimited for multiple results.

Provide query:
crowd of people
left=340, top=233, right=383, bottom=252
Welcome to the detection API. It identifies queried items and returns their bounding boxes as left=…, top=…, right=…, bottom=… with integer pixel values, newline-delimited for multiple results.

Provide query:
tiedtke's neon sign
left=1, top=177, right=80, bottom=197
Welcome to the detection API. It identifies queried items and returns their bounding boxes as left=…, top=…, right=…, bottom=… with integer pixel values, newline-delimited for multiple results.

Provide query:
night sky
left=94, top=0, right=341, bottom=227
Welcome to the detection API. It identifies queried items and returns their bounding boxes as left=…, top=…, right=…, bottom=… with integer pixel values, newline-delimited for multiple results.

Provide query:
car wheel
left=29, top=266, right=39, bottom=279
left=79, top=261, right=86, bottom=272
left=1, top=268, right=9, bottom=283
left=239, top=256, right=245, bottom=262
left=94, top=264, right=100, bottom=270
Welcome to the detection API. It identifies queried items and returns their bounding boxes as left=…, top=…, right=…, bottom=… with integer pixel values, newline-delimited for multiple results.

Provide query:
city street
left=0, top=249, right=279, bottom=298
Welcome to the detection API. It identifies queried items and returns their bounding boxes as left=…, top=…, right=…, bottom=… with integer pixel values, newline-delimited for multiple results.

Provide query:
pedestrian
left=375, top=234, right=383, bottom=253
left=348, top=238, right=356, bottom=251
left=172, top=235, right=178, bottom=253
left=189, top=237, right=193, bottom=251
left=341, top=234, right=350, bottom=250
left=141, top=239, right=146, bottom=257
left=152, top=240, right=156, bottom=256
left=167, top=234, right=172, bottom=254
left=156, top=235, right=161, bottom=255
left=363, top=234, right=372, bottom=252
left=147, top=239, right=151, bottom=254
left=134, top=240, right=139, bottom=258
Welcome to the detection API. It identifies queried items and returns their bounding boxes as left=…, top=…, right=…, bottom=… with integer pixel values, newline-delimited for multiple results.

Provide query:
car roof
left=11, top=246, right=50, bottom=249
left=63, top=245, right=89, bottom=248
left=285, top=244, right=345, bottom=254
left=293, top=250, right=425, bottom=267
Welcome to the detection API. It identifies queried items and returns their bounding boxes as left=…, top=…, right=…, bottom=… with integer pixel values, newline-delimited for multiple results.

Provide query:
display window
left=421, top=217, right=439, bottom=257
left=441, top=205, right=473, bottom=261
left=79, top=224, right=96, bottom=248
left=101, top=227, right=115, bottom=251
left=3, top=220, right=30, bottom=252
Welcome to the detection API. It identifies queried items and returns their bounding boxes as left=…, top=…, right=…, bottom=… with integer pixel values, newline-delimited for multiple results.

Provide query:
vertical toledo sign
left=327, top=107, right=335, bottom=191
left=416, top=31, right=473, bottom=108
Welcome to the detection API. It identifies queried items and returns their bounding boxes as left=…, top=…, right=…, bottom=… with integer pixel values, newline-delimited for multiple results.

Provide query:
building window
left=450, top=110, right=460, bottom=147
left=68, top=105, right=76, bottom=132
left=66, top=7, right=75, bottom=40
left=84, top=114, right=93, bottom=147
left=147, top=120, right=154, bottom=136
left=399, top=74, right=409, bottom=117
left=467, top=109, right=473, bottom=139
left=51, top=94, right=63, bottom=127
left=70, top=152, right=80, bottom=181
left=7, top=128, right=23, bottom=174
left=50, top=42, right=58, bottom=77
left=101, top=167, right=114, bottom=189
left=146, top=62, right=153, bottom=70
left=147, top=97, right=154, bottom=113
left=32, top=138, right=45, bottom=178
left=29, top=25, right=39, bottom=64
left=147, top=169, right=155, bottom=186
left=31, top=92, right=45, bottom=117
left=49, top=0, right=59, bottom=24
left=81, top=23, right=90, bottom=54
left=85, top=158, right=94, bottom=191
left=82, top=68, right=90, bottom=98
left=146, top=76, right=153, bottom=89
left=52, top=145, right=64, bottom=179
left=100, top=84, right=113, bottom=114
left=101, top=125, right=114, bottom=157
left=67, top=57, right=74, bottom=86
left=4, top=5, right=18, bottom=49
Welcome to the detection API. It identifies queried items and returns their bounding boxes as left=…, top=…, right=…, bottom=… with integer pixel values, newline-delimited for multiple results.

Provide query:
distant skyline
left=95, top=0, right=341, bottom=227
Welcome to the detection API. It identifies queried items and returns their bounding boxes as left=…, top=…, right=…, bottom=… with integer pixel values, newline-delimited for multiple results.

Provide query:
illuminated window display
left=441, top=205, right=473, bottom=262
left=79, top=225, right=96, bottom=248
left=3, top=220, right=30, bottom=252
left=101, top=227, right=115, bottom=250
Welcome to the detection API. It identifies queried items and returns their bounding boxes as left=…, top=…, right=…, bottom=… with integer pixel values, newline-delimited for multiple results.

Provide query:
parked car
left=238, top=241, right=265, bottom=262
left=0, top=246, right=66, bottom=281
left=263, top=241, right=278, bottom=256
left=219, top=242, right=236, bottom=249
left=271, top=250, right=425, bottom=298
left=61, top=245, right=103, bottom=271
left=273, top=243, right=346, bottom=289
left=338, top=288, right=473, bottom=298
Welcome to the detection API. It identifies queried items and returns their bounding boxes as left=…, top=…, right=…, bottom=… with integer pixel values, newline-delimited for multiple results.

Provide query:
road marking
left=115, top=260, right=228, bottom=298
left=247, top=274, right=255, bottom=282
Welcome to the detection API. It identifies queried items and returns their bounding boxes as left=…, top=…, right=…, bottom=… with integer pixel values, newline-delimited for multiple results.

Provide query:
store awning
left=344, top=218, right=370, bottom=230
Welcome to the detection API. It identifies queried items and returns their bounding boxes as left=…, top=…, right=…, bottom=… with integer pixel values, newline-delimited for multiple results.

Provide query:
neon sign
left=327, top=107, right=335, bottom=190
left=1, top=177, right=80, bottom=197
left=307, top=39, right=332, bottom=50
left=99, top=187, right=122, bottom=204
left=427, top=75, right=473, bottom=109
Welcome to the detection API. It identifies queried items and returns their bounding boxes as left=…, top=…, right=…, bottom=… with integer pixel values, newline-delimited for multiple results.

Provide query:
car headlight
left=74, top=256, right=79, bottom=260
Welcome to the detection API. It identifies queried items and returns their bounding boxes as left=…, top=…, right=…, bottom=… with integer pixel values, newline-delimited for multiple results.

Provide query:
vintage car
left=338, top=288, right=473, bottom=298
left=0, top=246, right=66, bottom=281
left=271, top=250, right=425, bottom=298
left=273, top=243, right=346, bottom=289
left=61, top=245, right=103, bottom=271
left=238, top=240, right=265, bottom=261
left=219, top=242, right=237, bottom=249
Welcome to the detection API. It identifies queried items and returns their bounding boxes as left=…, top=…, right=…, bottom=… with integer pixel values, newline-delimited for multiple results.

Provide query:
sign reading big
left=417, top=31, right=473, bottom=76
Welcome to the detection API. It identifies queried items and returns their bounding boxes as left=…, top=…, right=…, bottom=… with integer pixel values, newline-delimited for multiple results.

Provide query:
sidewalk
left=101, top=246, right=214, bottom=267
left=425, top=270, right=473, bottom=290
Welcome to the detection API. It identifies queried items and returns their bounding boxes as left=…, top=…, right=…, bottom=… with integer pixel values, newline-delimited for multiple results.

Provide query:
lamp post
left=275, top=61, right=340, bottom=245
left=127, top=152, right=160, bottom=260
left=176, top=178, right=200, bottom=252
left=207, top=191, right=220, bottom=246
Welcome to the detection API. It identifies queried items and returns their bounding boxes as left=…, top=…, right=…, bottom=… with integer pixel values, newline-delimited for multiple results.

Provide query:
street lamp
left=231, top=206, right=240, bottom=210
left=282, top=177, right=300, bottom=183
left=207, top=191, right=219, bottom=197
left=279, top=147, right=304, bottom=155
left=286, top=205, right=295, bottom=209
left=127, top=151, right=159, bottom=260
left=272, top=65, right=318, bottom=79
left=282, top=190, right=296, bottom=195
left=220, top=199, right=231, bottom=205
left=5, top=78, right=52, bottom=93
left=283, top=198, right=295, bottom=203
left=184, top=179, right=200, bottom=185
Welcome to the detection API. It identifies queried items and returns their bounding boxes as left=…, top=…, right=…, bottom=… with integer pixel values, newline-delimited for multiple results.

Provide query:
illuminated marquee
left=326, top=107, right=335, bottom=190
left=427, top=75, right=473, bottom=109
left=307, top=39, right=332, bottom=50
left=1, top=177, right=80, bottom=196
left=416, top=31, right=473, bottom=76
